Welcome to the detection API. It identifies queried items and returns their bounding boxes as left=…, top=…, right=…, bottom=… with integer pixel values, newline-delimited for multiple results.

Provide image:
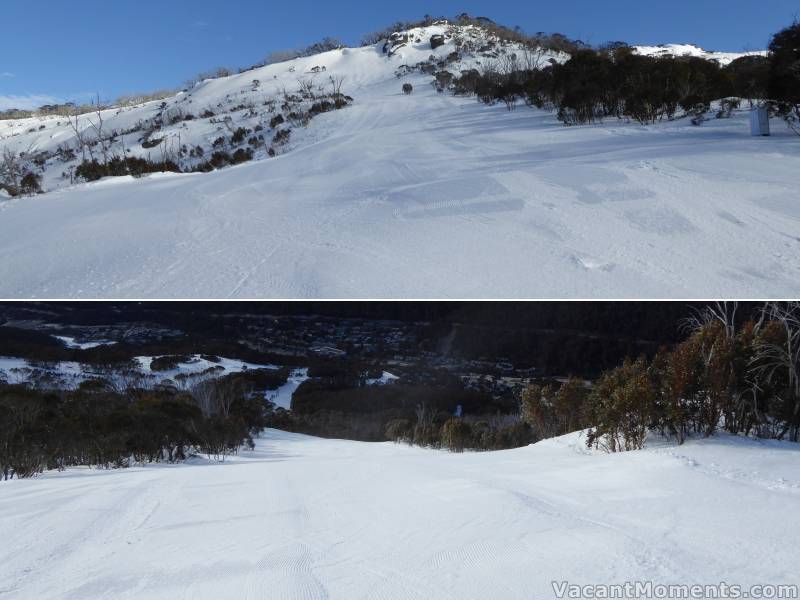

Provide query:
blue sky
left=1, top=0, right=797, bottom=110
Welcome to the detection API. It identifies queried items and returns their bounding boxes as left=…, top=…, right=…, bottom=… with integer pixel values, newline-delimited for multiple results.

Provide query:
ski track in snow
left=1, top=430, right=798, bottom=600
left=266, top=368, right=309, bottom=410
left=0, top=30, right=797, bottom=298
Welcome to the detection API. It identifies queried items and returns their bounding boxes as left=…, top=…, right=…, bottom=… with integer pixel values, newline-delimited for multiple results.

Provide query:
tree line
left=451, top=21, right=800, bottom=132
left=266, top=363, right=533, bottom=452
left=4, top=302, right=799, bottom=475
left=377, top=302, right=800, bottom=454
left=0, top=375, right=269, bottom=480
left=521, top=302, right=800, bottom=452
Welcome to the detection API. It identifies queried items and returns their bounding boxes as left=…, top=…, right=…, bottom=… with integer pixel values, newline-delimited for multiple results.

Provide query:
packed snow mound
left=633, top=43, right=766, bottom=65
left=1, top=430, right=797, bottom=599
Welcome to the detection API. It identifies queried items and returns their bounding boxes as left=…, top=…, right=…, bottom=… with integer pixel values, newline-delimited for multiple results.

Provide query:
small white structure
left=750, top=106, right=770, bottom=136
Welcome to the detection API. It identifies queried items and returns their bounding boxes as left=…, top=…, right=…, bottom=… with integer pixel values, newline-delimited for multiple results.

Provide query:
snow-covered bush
left=434, top=71, right=454, bottom=93
left=309, top=101, right=335, bottom=115
left=360, top=17, right=441, bottom=46
left=19, top=172, right=41, bottom=195
left=75, top=157, right=181, bottom=182
left=231, top=127, right=248, bottom=145
left=272, top=128, right=291, bottom=145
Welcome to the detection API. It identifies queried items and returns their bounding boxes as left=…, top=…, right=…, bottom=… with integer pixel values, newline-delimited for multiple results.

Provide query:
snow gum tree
left=521, top=378, right=587, bottom=440
left=751, top=303, right=800, bottom=442
left=553, top=377, right=588, bottom=434
left=585, top=357, right=655, bottom=452
left=520, top=383, right=557, bottom=439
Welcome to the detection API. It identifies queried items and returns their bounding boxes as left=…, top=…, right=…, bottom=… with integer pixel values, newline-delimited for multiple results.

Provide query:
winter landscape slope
left=1, top=430, right=798, bottom=600
left=0, top=24, right=797, bottom=298
left=633, top=43, right=766, bottom=65
left=0, top=353, right=277, bottom=388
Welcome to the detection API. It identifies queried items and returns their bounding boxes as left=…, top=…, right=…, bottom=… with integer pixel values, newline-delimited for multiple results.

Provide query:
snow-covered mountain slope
left=266, top=367, right=309, bottom=410
left=0, top=353, right=276, bottom=388
left=1, top=430, right=797, bottom=600
left=1, top=96, right=797, bottom=298
left=0, top=24, right=539, bottom=195
left=0, top=25, right=796, bottom=298
left=633, top=44, right=766, bottom=65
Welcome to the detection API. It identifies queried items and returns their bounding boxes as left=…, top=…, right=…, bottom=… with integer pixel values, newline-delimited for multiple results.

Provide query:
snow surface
left=266, top=367, right=309, bottom=410
left=0, top=430, right=797, bottom=599
left=633, top=44, right=766, bottom=65
left=366, top=370, right=400, bottom=385
left=0, top=357, right=35, bottom=384
left=0, top=26, right=796, bottom=298
left=134, top=354, right=277, bottom=377
left=0, top=354, right=276, bottom=388
left=0, top=356, right=88, bottom=385
left=53, top=335, right=117, bottom=350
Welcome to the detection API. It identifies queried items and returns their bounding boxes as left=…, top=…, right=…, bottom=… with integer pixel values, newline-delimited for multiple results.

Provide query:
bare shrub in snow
left=19, top=172, right=41, bottom=195
left=273, top=128, right=291, bottom=145
left=384, top=419, right=413, bottom=443
left=440, top=418, right=472, bottom=452
left=115, top=89, right=176, bottom=107
left=0, top=147, right=26, bottom=196
left=262, top=37, right=343, bottom=67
